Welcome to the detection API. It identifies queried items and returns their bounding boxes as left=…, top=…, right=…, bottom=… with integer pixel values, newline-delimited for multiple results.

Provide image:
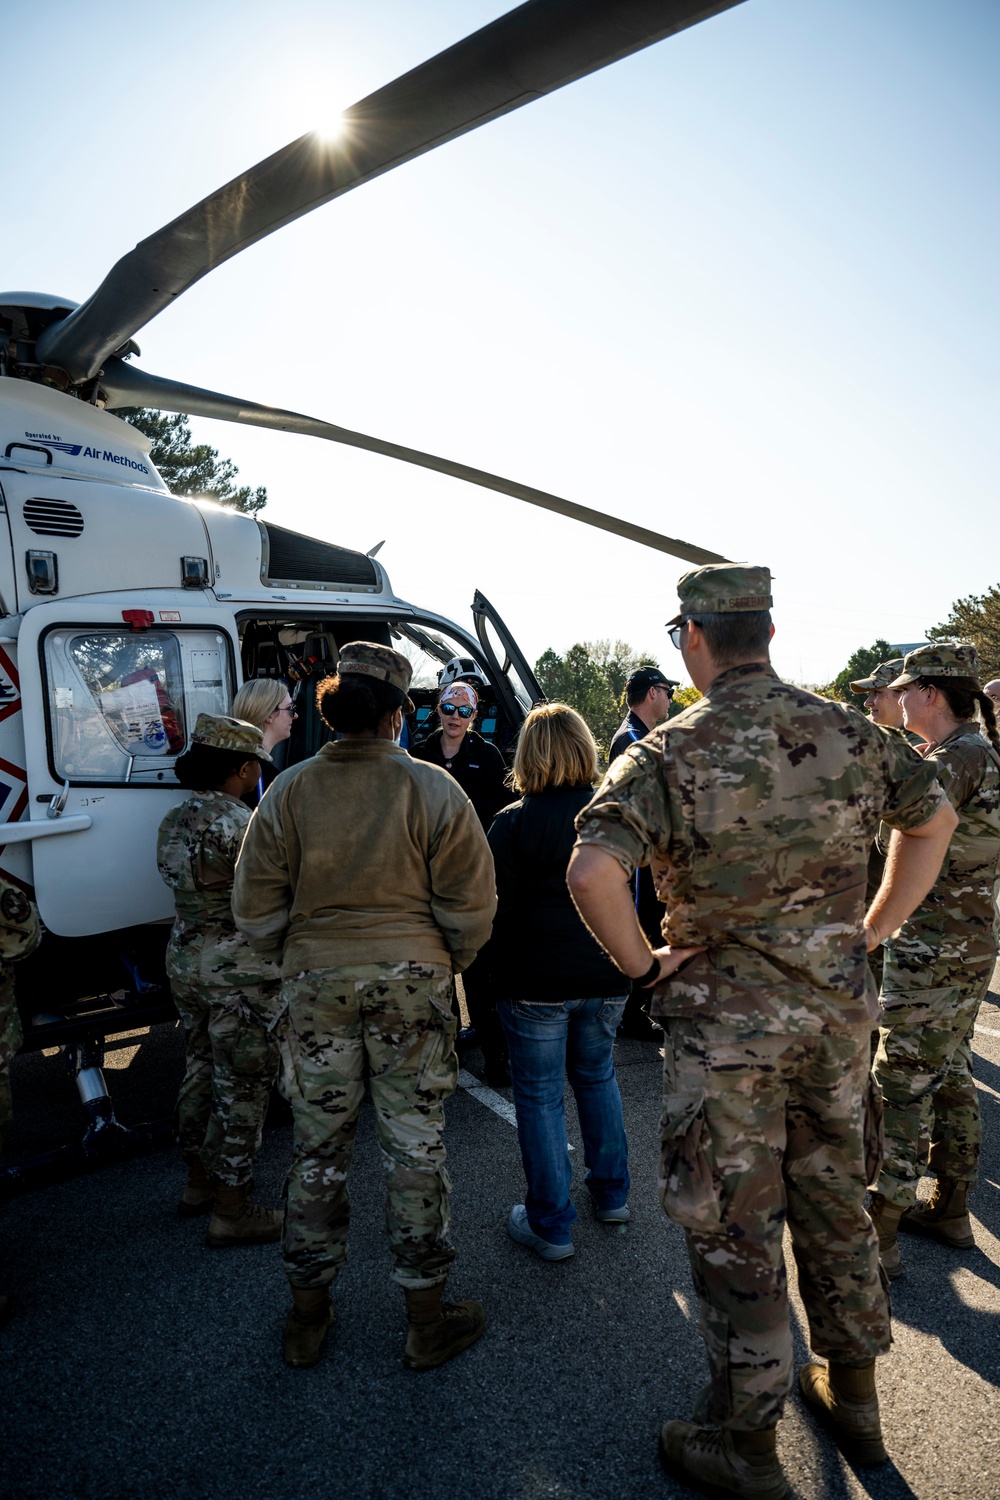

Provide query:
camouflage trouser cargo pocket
left=863, top=1072, right=884, bottom=1189
left=659, top=1090, right=722, bottom=1232
left=416, top=982, right=459, bottom=1097
left=202, top=991, right=279, bottom=1185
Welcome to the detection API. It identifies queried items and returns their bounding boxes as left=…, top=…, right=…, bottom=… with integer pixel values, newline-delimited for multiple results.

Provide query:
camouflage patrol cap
left=190, top=713, right=272, bottom=762
left=665, top=564, right=773, bottom=629
left=850, top=659, right=904, bottom=694
left=339, top=641, right=415, bottom=711
left=889, top=641, right=981, bottom=688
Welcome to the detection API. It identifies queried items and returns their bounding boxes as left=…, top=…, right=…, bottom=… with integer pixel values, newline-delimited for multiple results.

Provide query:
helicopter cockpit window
left=44, top=628, right=233, bottom=785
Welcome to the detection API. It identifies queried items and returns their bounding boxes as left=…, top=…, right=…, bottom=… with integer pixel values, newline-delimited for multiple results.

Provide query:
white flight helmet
left=439, top=656, right=489, bottom=690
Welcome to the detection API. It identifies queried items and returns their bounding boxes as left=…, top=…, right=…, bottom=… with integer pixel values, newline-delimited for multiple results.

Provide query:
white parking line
left=457, top=1068, right=518, bottom=1127
left=975, top=1024, right=1000, bottom=1039
left=457, top=1068, right=577, bottom=1149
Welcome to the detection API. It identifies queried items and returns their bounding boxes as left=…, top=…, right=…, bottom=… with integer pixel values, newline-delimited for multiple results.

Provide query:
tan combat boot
left=659, top=1422, right=786, bottom=1499
left=205, top=1181, right=282, bottom=1248
left=402, top=1282, right=486, bottom=1371
left=900, top=1178, right=975, bottom=1249
left=799, top=1361, right=887, bottom=1465
left=177, top=1151, right=216, bottom=1218
left=283, top=1285, right=335, bottom=1368
left=868, top=1193, right=905, bottom=1279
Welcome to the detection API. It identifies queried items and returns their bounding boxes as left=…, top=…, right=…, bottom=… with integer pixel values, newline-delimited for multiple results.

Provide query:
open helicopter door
left=17, top=599, right=238, bottom=937
left=471, top=591, right=545, bottom=720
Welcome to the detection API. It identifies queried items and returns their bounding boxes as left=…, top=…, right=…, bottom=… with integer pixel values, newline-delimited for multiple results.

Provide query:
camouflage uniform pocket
left=659, top=1090, right=722, bottom=1232
left=416, top=978, right=460, bottom=1096
left=863, top=1072, right=884, bottom=1189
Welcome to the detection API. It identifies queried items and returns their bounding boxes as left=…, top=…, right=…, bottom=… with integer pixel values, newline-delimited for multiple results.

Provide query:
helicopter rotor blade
left=37, top=0, right=744, bottom=384
left=101, top=358, right=727, bottom=566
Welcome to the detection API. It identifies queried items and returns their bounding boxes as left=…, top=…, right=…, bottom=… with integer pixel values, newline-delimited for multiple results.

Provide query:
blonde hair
left=511, top=703, right=598, bottom=796
left=232, top=678, right=289, bottom=729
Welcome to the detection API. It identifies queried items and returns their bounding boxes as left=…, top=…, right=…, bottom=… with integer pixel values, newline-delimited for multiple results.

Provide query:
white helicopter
left=0, top=0, right=729, bottom=1167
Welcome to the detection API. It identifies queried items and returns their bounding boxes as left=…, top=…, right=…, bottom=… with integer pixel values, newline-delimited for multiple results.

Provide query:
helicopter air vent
left=23, top=498, right=85, bottom=538
left=261, top=523, right=378, bottom=592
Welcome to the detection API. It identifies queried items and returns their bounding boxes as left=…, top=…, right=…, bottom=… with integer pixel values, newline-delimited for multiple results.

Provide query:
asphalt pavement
left=2, top=993, right=999, bottom=1500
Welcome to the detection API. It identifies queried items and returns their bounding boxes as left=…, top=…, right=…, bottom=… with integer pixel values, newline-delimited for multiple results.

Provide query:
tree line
left=535, top=585, right=1000, bottom=765
left=825, top=589, right=1000, bottom=701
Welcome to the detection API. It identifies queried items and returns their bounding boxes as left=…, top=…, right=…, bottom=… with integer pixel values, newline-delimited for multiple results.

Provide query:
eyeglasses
left=668, top=621, right=690, bottom=650
left=277, top=704, right=297, bottom=716
left=440, top=703, right=475, bottom=719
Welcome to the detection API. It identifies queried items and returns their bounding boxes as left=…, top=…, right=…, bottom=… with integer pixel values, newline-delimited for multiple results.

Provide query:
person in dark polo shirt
left=609, top=667, right=677, bottom=764
left=410, top=682, right=509, bottom=830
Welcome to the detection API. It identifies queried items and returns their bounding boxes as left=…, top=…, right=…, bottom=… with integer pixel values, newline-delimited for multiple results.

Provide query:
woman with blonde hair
left=487, top=703, right=630, bottom=1261
left=231, top=678, right=297, bottom=804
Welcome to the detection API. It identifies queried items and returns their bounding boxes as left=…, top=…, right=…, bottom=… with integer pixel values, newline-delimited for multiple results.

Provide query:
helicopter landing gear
left=63, top=1039, right=135, bottom=1158
left=0, top=1029, right=171, bottom=1195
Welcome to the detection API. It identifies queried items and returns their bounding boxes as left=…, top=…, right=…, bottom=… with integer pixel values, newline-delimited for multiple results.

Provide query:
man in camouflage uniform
left=158, top=713, right=282, bottom=1247
left=233, top=642, right=495, bottom=1371
left=0, top=875, right=42, bottom=1322
left=871, top=643, right=1000, bottom=1274
left=568, top=565, right=956, bottom=1499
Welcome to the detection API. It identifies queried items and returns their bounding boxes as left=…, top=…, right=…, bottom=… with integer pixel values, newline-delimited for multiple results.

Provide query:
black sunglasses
left=440, top=702, right=475, bottom=719
left=668, top=619, right=699, bottom=650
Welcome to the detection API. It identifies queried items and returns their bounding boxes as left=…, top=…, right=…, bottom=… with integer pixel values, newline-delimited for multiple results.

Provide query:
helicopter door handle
left=47, top=779, right=70, bottom=819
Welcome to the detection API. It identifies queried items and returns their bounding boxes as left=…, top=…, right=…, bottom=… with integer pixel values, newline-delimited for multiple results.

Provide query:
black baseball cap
left=626, top=667, right=677, bottom=697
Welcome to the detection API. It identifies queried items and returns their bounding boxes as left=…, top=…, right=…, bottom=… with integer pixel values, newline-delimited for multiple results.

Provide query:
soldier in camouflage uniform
left=870, top=643, right=1000, bottom=1276
left=850, top=658, right=911, bottom=989
left=232, top=643, right=495, bottom=1371
left=567, top=565, right=956, bottom=1499
left=0, top=876, right=41, bottom=1323
left=158, top=713, right=282, bottom=1248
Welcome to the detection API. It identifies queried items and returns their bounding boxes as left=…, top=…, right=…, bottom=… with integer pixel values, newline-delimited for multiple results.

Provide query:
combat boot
left=659, top=1422, right=786, bottom=1499
left=283, top=1284, right=335, bottom=1368
left=402, top=1281, right=486, bottom=1370
left=177, top=1151, right=216, bottom=1217
left=205, top=1181, right=282, bottom=1248
left=900, top=1178, right=975, bottom=1249
left=868, top=1192, right=905, bottom=1279
left=799, top=1361, right=887, bottom=1465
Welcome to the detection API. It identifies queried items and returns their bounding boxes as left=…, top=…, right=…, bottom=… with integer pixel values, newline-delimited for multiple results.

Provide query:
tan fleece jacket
left=231, top=739, right=496, bottom=975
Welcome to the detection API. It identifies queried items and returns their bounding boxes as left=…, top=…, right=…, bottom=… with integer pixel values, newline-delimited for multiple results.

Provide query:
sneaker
left=594, top=1202, right=630, bottom=1224
left=506, top=1205, right=574, bottom=1262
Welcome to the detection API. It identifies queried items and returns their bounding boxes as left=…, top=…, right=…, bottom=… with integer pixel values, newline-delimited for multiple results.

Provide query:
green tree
left=826, top=638, right=894, bottom=702
left=116, top=408, right=267, bottom=515
left=928, top=586, right=1000, bottom=681
left=535, top=639, right=658, bottom=763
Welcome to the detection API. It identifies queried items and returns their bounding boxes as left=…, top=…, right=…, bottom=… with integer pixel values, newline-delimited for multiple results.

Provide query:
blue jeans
left=497, top=997, right=630, bottom=1243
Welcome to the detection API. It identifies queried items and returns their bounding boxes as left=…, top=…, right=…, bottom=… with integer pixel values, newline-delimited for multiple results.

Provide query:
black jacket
left=409, top=729, right=510, bottom=831
left=486, top=786, right=628, bottom=1002
left=609, top=708, right=648, bottom=764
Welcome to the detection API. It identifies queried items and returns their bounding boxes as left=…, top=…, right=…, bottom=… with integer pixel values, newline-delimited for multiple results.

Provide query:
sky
left=4, top=0, right=998, bottom=688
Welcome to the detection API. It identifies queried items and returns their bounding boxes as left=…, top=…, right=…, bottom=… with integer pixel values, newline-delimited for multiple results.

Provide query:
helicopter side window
left=44, top=628, right=233, bottom=785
